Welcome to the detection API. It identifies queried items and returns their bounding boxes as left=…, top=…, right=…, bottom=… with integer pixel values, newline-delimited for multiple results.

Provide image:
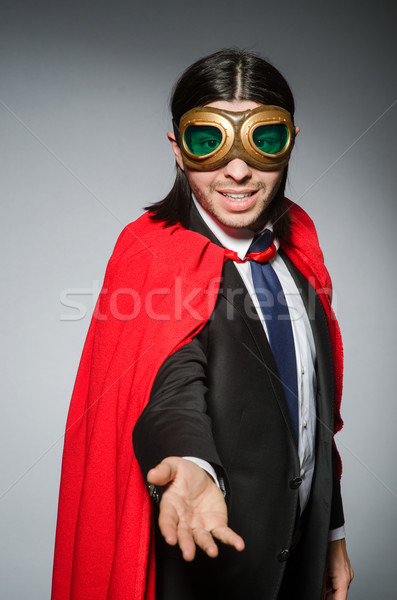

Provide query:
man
left=52, top=50, right=353, bottom=599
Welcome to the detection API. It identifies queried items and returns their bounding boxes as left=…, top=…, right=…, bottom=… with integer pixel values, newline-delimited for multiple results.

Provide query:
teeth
left=222, top=192, right=253, bottom=200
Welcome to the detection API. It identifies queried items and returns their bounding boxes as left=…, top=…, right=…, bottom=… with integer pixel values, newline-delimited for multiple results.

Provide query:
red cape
left=52, top=201, right=343, bottom=599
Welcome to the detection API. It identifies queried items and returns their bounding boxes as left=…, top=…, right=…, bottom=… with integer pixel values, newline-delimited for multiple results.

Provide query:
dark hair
left=146, top=48, right=295, bottom=240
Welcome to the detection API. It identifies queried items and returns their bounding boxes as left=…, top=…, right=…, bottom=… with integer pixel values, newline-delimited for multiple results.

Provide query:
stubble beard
left=190, top=178, right=283, bottom=231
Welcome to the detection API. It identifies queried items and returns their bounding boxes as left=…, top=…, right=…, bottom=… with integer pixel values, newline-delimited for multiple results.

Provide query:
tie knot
left=248, top=229, right=273, bottom=254
left=223, top=228, right=276, bottom=264
left=223, top=230, right=276, bottom=265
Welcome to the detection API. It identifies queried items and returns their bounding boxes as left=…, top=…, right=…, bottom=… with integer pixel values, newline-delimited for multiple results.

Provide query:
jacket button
left=290, top=477, right=303, bottom=489
left=278, top=549, right=290, bottom=562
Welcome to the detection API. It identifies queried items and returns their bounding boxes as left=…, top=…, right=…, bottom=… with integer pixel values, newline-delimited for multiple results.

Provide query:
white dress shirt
left=185, top=196, right=344, bottom=541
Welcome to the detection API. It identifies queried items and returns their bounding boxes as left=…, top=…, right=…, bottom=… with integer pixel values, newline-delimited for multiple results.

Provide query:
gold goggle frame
left=175, top=105, right=295, bottom=171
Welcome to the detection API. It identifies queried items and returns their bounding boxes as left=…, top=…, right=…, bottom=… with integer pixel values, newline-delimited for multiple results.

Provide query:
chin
left=209, top=203, right=270, bottom=231
left=218, top=215, right=258, bottom=229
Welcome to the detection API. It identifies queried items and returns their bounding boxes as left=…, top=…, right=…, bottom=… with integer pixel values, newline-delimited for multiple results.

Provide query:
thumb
left=147, top=457, right=179, bottom=487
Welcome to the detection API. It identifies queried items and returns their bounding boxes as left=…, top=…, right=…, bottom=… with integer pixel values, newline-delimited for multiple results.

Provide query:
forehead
left=205, top=99, right=262, bottom=112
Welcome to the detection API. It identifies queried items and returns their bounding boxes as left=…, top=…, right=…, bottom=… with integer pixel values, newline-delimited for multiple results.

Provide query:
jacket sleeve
left=132, top=333, right=224, bottom=482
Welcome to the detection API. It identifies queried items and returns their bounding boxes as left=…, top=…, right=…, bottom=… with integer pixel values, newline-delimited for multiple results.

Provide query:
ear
left=294, top=126, right=300, bottom=137
left=167, top=131, right=185, bottom=171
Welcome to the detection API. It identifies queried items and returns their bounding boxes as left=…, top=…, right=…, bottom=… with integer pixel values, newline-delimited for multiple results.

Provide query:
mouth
left=216, top=189, right=259, bottom=213
left=219, top=191, right=255, bottom=201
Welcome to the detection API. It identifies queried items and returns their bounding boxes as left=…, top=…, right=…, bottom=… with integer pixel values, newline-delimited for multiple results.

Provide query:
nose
left=222, top=158, right=252, bottom=181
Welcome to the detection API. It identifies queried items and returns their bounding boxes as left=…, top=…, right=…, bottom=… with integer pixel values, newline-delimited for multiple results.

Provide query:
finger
left=211, top=526, right=245, bottom=552
left=322, top=579, right=333, bottom=600
left=177, top=520, right=197, bottom=562
left=147, top=459, right=177, bottom=487
left=157, top=500, right=179, bottom=546
left=334, top=588, right=348, bottom=600
left=192, top=528, right=219, bottom=558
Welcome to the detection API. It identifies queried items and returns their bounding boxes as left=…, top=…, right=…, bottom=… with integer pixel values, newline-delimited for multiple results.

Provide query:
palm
left=147, top=457, right=244, bottom=561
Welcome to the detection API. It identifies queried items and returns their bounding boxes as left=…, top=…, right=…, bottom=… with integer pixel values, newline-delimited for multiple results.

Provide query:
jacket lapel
left=280, top=250, right=334, bottom=433
left=188, top=201, right=300, bottom=449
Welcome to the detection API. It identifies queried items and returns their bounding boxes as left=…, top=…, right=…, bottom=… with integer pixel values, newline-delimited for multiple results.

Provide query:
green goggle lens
left=252, top=124, right=289, bottom=155
left=184, top=125, right=223, bottom=156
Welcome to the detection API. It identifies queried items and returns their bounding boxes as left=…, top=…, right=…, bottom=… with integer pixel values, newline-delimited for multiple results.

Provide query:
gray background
left=1, top=0, right=396, bottom=597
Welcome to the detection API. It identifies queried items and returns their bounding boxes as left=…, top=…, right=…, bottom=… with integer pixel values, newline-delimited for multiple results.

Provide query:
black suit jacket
left=133, top=202, right=344, bottom=599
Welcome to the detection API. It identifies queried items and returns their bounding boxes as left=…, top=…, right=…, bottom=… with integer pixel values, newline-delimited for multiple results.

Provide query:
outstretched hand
left=147, top=457, right=245, bottom=561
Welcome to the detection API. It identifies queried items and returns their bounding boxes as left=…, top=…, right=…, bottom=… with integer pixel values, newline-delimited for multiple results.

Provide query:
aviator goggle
left=174, top=105, right=295, bottom=171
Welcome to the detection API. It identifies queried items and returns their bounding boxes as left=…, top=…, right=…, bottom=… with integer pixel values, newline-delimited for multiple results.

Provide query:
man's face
left=168, top=100, right=287, bottom=232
